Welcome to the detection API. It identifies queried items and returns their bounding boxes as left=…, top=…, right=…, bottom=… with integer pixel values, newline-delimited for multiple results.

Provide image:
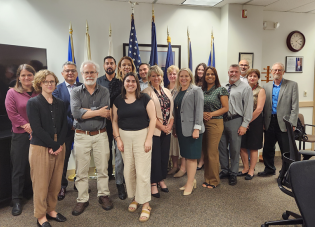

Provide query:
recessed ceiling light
left=182, top=0, right=223, bottom=6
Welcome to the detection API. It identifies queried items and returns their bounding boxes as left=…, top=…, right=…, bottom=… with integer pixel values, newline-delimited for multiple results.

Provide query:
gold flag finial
left=86, top=20, right=89, bottom=32
left=69, top=22, right=73, bottom=35
left=152, top=4, right=155, bottom=22
left=85, top=20, right=91, bottom=60
left=167, top=27, right=171, bottom=43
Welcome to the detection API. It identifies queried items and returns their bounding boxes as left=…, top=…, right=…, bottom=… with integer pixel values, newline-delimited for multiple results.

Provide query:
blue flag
left=163, top=42, right=173, bottom=87
left=68, top=35, right=79, bottom=82
left=149, top=19, right=158, bottom=66
left=188, top=40, right=193, bottom=71
left=128, top=14, right=141, bottom=73
left=208, top=40, right=215, bottom=67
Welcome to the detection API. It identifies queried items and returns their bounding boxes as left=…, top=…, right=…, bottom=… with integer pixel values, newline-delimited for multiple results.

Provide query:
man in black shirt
left=97, top=56, right=126, bottom=200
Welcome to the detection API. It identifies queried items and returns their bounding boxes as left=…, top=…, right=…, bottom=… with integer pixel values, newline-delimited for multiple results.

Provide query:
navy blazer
left=53, top=81, right=82, bottom=136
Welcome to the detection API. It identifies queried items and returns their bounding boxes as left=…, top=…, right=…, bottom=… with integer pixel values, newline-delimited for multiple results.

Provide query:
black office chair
left=261, top=116, right=315, bottom=227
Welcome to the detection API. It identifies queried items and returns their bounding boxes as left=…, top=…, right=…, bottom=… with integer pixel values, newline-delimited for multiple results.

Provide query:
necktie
left=227, top=84, right=233, bottom=93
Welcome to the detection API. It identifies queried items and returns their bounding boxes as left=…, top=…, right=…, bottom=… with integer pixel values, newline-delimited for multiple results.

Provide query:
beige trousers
left=119, top=128, right=151, bottom=204
left=29, top=134, right=65, bottom=218
left=74, top=131, right=110, bottom=202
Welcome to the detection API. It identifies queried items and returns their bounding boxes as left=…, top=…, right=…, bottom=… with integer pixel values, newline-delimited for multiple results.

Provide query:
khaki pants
left=29, top=135, right=65, bottom=218
left=74, top=131, right=110, bottom=202
left=120, top=128, right=151, bottom=204
left=202, top=119, right=224, bottom=186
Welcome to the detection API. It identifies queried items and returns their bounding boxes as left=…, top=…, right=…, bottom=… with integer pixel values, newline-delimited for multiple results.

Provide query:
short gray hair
left=229, top=64, right=241, bottom=71
left=271, top=62, right=285, bottom=71
left=80, top=60, right=100, bottom=74
left=62, top=61, right=76, bottom=70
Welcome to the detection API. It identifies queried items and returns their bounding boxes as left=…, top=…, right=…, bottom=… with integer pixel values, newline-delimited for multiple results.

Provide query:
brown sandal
left=128, top=201, right=139, bottom=212
left=139, top=206, right=152, bottom=222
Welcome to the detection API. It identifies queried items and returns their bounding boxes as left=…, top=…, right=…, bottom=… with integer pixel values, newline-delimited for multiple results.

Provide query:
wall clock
left=286, top=31, right=305, bottom=52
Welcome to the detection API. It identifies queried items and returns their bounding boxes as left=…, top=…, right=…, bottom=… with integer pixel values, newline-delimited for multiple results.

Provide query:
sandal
left=128, top=201, right=139, bottom=212
left=139, top=206, right=152, bottom=222
left=202, top=182, right=209, bottom=188
left=207, top=184, right=217, bottom=189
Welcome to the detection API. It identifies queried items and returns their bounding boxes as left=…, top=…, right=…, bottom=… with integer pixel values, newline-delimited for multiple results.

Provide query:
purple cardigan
left=5, top=88, right=38, bottom=133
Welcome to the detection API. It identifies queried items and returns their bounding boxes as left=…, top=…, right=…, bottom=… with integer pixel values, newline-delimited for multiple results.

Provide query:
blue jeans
left=114, top=141, right=125, bottom=185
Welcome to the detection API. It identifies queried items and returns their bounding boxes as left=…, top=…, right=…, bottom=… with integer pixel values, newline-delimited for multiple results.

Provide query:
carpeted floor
left=0, top=157, right=303, bottom=227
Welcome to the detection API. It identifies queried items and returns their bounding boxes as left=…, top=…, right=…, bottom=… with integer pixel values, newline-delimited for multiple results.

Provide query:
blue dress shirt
left=272, top=79, right=283, bottom=114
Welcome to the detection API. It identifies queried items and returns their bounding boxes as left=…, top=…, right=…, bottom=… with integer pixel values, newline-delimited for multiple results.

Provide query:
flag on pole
left=149, top=6, right=158, bottom=66
left=163, top=28, right=174, bottom=87
left=108, top=24, right=113, bottom=56
left=187, top=28, right=193, bottom=71
left=85, top=20, right=91, bottom=61
left=207, top=30, right=215, bottom=67
left=68, top=22, right=79, bottom=82
left=128, top=13, right=141, bottom=72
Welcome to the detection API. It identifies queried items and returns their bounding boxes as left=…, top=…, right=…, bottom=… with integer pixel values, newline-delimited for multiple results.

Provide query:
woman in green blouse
left=201, top=67, right=229, bottom=189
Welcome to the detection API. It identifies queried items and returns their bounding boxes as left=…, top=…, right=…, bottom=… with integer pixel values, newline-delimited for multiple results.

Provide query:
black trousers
left=11, top=132, right=32, bottom=201
left=151, top=132, right=171, bottom=183
left=61, top=132, right=74, bottom=188
left=106, top=119, right=113, bottom=178
left=262, top=116, right=290, bottom=173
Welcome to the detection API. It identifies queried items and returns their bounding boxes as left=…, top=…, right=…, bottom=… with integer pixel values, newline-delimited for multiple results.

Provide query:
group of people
left=5, top=55, right=299, bottom=226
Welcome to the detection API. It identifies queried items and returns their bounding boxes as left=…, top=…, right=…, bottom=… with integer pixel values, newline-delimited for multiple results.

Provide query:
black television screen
left=0, top=44, right=47, bottom=135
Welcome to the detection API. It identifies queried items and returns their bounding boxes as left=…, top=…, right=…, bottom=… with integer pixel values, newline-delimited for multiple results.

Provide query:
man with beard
left=97, top=56, right=127, bottom=200
left=239, top=59, right=250, bottom=83
left=258, top=62, right=299, bottom=176
left=138, top=63, right=149, bottom=91
left=71, top=60, right=113, bottom=215
left=219, top=64, right=253, bottom=186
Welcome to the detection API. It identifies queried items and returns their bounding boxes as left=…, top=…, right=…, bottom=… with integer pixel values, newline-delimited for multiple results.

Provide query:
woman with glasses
left=27, top=70, right=68, bottom=227
left=5, top=64, right=37, bottom=216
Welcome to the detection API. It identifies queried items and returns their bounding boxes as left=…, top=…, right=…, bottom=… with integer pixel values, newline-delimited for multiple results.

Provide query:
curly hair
left=33, top=70, right=59, bottom=93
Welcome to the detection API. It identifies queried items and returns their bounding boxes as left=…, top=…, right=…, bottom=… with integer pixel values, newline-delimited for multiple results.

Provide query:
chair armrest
left=278, top=153, right=294, bottom=197
left=304, top=124, right=315, bottom=127
left=299, top=150, right=315, bottom=156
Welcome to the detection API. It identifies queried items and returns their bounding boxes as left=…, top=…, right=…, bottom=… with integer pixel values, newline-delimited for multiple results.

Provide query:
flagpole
left=187, top=27, right=190, bottom=67
left=108, top=23, right=113, bottom=56
left=69, top=23, right=75, bottom=62
left=86, top=20, right=91, bottom=60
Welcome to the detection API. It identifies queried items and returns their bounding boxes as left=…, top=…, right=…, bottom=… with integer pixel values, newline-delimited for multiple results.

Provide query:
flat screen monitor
left=0, top=44, right=47, bottom=136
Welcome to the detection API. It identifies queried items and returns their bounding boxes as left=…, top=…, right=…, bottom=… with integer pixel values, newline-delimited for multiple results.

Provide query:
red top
left=5, top=88, right=38, bottom=133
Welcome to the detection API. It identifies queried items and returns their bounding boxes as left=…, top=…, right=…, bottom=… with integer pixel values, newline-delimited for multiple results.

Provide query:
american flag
left=128, top=13, right=141, bottom=72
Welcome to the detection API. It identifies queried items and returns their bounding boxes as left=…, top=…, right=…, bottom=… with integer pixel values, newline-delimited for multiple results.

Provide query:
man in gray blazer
left=219, top=64, right=253, bottom=186
left=258, top=62, right=299, bottom=176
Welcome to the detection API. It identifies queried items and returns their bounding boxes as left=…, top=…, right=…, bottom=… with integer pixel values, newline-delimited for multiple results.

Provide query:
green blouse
left=203, top=86, right=229, bottom=119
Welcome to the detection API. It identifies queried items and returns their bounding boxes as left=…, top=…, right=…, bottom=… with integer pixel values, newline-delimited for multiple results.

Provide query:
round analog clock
left=286, top=31, right=305, bottom=52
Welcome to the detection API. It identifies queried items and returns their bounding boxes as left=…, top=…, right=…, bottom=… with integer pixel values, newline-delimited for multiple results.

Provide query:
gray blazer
left=173, top=84, right=205, bottom=137
left=263, top=78, right=299, bottom=132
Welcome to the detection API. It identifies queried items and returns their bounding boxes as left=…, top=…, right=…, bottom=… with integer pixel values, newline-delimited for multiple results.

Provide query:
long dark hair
left=202, top=66, right=221, bottom=91
left=194, top=63, right=207, bottom=85
left=121, top=72, right=141, bottom=99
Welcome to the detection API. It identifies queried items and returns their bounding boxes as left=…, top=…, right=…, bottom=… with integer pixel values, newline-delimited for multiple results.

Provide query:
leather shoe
left=258, top=170, right=275, bottom=177
left=116, top=184, right=127, bottom=200
left=229, top=175, right=237, bottom=186
left=237, top=171, right=248, bottom=176
left=219, top=171, right=229, bottom=179
left=99, top=196, right=113, bottom=210
left=58, top=188, right=66, bottom=201
left=245, top=174, right=254, bottom=180
left=72, top=201, right=89, bottom=216
left=37, top=220, right=51, bottom=227
left=12, top=201, right=22, bottom=216
left=46, top=213, right=67, bottom=222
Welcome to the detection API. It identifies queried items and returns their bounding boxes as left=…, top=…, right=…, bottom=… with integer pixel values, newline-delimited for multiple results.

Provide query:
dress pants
left=106, top=119, right=113, bottom=178
left=61, top=132, right=74, bottom=188
left=202, top=119, right=224, bottom=186
left=114, top=141, right=125, bottom=185
left=74, top=131, right=110, bottom=203
left=262, top=115, right=290, bottom=172
left=119, top=128, right=151, bottom=204
left=151, top=132, right=171, bottom=183
left=219, top=117, right=243, bottom=176
left=11, top=132, right=33, bottom=201
left=29, top=134, right=65, bottom=218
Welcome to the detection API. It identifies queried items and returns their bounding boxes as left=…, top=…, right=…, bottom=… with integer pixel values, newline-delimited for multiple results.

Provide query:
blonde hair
left=147, top=65, right=164, bottom=85
left=167, top=65, right=179, bottom=75
left=33, top=70, right=59, bottom=93
left=176, top=68, right=194, bottom=90
left=117, top=56, right=136, bottom=81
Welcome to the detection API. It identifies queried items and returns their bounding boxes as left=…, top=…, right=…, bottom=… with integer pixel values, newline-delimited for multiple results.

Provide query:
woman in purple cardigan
left=5, top=64, right=37, bottom=216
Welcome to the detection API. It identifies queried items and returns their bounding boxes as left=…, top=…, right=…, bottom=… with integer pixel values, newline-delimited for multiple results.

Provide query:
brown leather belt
left=75, top=128, right=106, bottom=136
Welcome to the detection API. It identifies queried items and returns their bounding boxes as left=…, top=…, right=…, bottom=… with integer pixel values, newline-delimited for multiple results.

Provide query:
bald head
left=239, top=60, right=250, bottom=75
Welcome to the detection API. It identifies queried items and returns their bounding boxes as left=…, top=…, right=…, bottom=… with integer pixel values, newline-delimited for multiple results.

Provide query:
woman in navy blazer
left=173, top=68, right=205, bottom=196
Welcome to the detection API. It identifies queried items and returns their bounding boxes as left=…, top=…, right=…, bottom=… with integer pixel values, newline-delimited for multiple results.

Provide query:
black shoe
left=158, top=182, right=169, bottom=193
left=197, top=164, right=204, bottom=170
left=245, top=174, right=254, bottom=180
left=37, top=220, right=51, bottom=227
left=229, top=175, right=237, bottom=186
left=237, top=171, right=248, bottom=176
left=151, top=184, right=160, bottom=198
left=46, top=213, right=67, bottom=222
left=219, top=171, right=229, bottom=179
left=74, top=184, right=91, bottom=193
left=258, top=170, right=275, bottom=177
left=12, top=201, right=22, bottom=216
left=58, top=188, right=66, bottom=201
left=116, top=184, right=127, bottom=200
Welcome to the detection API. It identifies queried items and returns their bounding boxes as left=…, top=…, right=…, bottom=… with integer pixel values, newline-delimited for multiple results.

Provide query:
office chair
left=261, top=116, right=315, bottom=227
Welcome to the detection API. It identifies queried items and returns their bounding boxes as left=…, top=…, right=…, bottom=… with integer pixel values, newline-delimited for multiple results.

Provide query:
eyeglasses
left=239, top=64, right=249, bottom=67
left=273, top=69, right=283, bottom=72
left=63, top=69, right=77, bottom=73
left=83, top=71, right=97, bottom=75
left=43, top=80, right=56, bottom=85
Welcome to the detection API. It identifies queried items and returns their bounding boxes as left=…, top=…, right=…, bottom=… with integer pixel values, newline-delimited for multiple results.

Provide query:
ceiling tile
left=264, top=0, right=315, bottom=12
left=289, top=1, right=315, bottom=12
left=156, top=0, right=184, bottom=4
left=214, top=0, right=249, bottom=7
left=245, top=0, right=278, bottom=6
